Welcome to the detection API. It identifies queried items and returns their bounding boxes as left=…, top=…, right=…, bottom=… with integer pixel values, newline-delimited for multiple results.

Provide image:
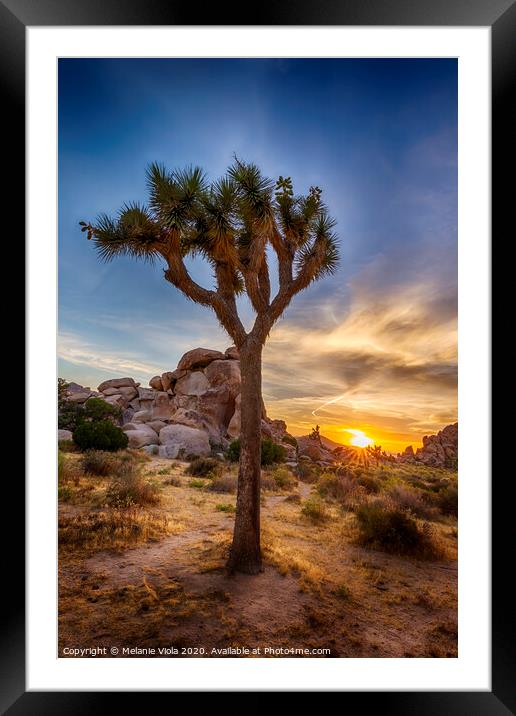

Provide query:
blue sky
left=58, top=58, right=457, bottom=450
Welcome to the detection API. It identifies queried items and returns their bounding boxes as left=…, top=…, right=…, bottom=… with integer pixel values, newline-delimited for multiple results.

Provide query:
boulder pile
left=61, top=346, right=297, bottom=460
left=398, top=422, right=458, bottom=468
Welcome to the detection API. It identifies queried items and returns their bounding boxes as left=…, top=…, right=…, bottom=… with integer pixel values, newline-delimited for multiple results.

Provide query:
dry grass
left=58, top=508, right=171, bottom=553
left=59, top=455, right=458, bottom=658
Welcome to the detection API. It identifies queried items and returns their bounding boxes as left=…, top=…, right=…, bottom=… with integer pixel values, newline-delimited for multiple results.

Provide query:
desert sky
left=58, top=58, right=457, bottom=453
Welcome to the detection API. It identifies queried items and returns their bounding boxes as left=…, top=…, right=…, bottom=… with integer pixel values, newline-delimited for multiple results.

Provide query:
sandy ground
left=59, top=458, right=458, bottom=658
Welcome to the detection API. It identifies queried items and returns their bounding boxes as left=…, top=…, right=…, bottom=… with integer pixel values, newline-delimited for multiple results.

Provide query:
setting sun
left=345, top=428, right=374, bottom=449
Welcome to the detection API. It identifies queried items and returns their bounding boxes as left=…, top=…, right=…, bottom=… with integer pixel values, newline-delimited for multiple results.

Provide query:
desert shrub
left=215, top=503, right=236, bottom=513
left=226, top=438, right=286, bottom=466
left=165, top=475, right=182, bottom=487
left=334, top=584, right=351, bottom=600
left=282, top=434, right=298, bottom=448
left=301, top=498, right=328, bottom=524
left=317, top=473, right=366, bottom=511
left=58, top=439, right=78, bottom=453
left=127, top=447, right=152, bottom=463
left=106, top=472, right=160, bottom=507
left=357, top=474, right=381, bottom=494
left=260, top=473, right=276, bottom=491
left=208, top=474, right=238, bottom=494
left=188, top=479, right=205, bottom=489
left=355, top=502, right=444, bottom=559
left=271, top=466, right=297, bottom=490
left=296, top=461, right=318, bottom=483
left=317, top=472, right=348, bottom=500
left=82, top=397, right=122, bottom=423
left=81, top=449, right=136, bottom=478
left=226, top=439, right=241, bottom=462
left=73, top=420, right=128, bottom=452
left=186, top=457, right=222, bottom=477
left=59, top=507, right=168, bottom=551
left=58, top=485, right=73, bottom=502
left=58, top=450, right=81, bottom=484
left=58, top=401, right=85, bottom=432
left=388, top=485, right=439, bottom=521
left=285, top=493, right=301, bottom=503
left=436, top=483, right=458, bottom=516
left=261, top=438, right=286, bottom=465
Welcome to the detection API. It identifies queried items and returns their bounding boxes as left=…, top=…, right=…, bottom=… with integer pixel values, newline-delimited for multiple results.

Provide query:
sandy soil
left=58, top=458, right=458, bottom=658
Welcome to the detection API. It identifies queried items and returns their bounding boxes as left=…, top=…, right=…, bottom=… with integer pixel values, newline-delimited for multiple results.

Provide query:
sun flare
left=344, top=428, right=374, bottom=449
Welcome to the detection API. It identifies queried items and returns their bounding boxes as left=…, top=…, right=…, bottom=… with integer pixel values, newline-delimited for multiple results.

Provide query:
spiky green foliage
left=82, top=158, right=339, bottom=344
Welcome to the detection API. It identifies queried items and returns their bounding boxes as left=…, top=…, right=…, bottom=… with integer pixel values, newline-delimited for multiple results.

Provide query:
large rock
left=177, top=348, right=225, bottom=371
left=147, top=420, right=167, bottom=433
left=98, top=377, right=136, bottom=393
left=170, top=408, right=207, bottom=433
left=58, top=429, right=73, bottom=442
left=149, top=375, right=163, bottom=391
left=104, top=394, right=129, bottom=409
left=138, top=387, right=156, bottom=401
left=158, top=424, right=211, bottom=459
left=399, top=422, right=458, bottom=468
left=101, top=386, right=138, bottom=400
left=133, top=409, right=152, bottom=423
left=151, top=391, right=173, bottom=420
left=125, top=427, right=159, bottom=449
left=204, top=359, right=241, bottom=397
left=122, top=408, right=135, bottom=424
left=160, top=371, right=175, bottom=392
left=197, top=386, right=235, bottom=438
left=175, top=371, right=210, bottom=396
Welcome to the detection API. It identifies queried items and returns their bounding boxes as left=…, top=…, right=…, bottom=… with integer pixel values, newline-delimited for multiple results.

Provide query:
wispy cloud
left=263, top=252, right=457, bottom=451
left=58, top=332, right=162, bottom=381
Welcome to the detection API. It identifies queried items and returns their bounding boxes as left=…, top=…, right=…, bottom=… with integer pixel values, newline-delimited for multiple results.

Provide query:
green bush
left=73, top=420, right=128, bottom=452
left=82, top=397, right=122, bottom=423
left=58, top=401, right=85, bottom=432
left=186, top=457, right=222, bottom=477
left=226, top=439, right=241, bottom=462
left=261, top=438, right=286, bottom=465
left=282, top=434, right=298, bottom=448
left=355, top=502, right=443, bottom=559
left=215, top=503, right=236, bottom=513
left=188, top=479, right=205, bottom=489
left=226, top=437, right=286, bottom=466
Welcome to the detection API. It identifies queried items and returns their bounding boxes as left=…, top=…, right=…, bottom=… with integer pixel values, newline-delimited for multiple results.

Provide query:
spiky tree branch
left=81, top=159, right=338, bottom=349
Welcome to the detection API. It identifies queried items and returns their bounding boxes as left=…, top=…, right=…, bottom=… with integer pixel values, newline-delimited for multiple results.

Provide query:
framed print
left=5, top=0, right=512, bottom=708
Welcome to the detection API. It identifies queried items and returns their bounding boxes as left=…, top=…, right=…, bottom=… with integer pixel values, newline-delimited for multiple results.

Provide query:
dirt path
left=59, top=463, right=457, bottom=658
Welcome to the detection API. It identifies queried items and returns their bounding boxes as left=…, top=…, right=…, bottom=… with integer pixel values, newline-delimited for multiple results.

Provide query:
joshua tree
left=81, top=159, right=338, bottom=574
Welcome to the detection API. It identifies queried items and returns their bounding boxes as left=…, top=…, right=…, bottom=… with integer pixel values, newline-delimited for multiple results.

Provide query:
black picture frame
left=6, top=0, right=511, bottom=709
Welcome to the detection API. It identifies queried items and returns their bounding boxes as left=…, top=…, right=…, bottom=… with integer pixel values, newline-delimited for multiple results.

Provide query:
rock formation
left=61, top=346, right=296, bottom=460
left=398, top=423, right=458, bottom=468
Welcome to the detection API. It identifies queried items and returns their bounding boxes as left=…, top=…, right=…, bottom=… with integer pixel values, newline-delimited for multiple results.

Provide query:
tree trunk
left=227, top=339, right=263, bottom=574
